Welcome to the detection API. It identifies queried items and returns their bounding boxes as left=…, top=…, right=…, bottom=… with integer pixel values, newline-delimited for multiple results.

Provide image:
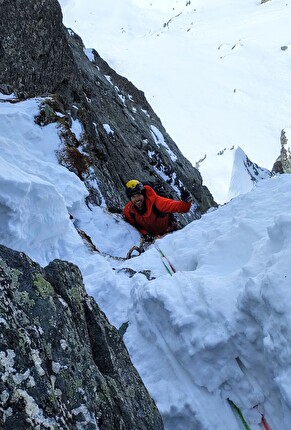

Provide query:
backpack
left=142, top=180, right=172, bottom=200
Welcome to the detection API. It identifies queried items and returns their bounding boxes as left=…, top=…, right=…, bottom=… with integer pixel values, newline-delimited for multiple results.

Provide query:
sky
left=58, top=0, right=291, bottom=203
left=1, top=93, right=291, bottom=429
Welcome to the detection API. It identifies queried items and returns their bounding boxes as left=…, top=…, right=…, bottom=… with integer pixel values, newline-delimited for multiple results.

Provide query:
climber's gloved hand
left=180, top=188, right=192, bottom=202
left=141, top=233, right=156, bottom=244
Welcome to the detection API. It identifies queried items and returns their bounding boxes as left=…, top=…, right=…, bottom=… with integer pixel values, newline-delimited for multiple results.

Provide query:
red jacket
left=124, top=185, right=191, bottom=236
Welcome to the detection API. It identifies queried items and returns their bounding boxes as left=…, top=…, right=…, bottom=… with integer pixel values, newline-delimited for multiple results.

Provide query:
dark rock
left=0, top=244, right=164, bottom=429
left=0, top=0, right=216, bottom=223
left=272, top=129, right=291, bottom=174
left=0, top=0, right=77, bottom=97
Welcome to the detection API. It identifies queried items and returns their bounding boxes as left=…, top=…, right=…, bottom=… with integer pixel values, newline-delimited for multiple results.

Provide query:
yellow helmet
left=125, top=180, right=144, bottom=198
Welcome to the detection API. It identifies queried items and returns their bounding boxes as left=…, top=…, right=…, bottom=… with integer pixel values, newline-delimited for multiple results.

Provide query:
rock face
left=0, top=0, right=216, bottom=220
left=0, top=245, right=164, bottom=430
left=0, top=0, right=78, bottom=98
left=272, top=129, right=291, bottom=174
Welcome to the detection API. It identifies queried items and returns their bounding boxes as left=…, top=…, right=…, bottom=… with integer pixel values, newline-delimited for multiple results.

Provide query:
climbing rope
left=228, top=399, right=251, bottom=430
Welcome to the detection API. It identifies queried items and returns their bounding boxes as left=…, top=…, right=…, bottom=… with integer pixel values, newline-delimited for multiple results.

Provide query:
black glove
left=180, top=188, right=191, bottom=202
left=141, top=233, right=156, bottom=244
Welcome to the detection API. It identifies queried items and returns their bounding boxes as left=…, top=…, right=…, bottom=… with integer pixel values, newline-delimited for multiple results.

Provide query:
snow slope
left=1, top=94, right=291, bottom=429
left=59, top=0, right=291, bottom=179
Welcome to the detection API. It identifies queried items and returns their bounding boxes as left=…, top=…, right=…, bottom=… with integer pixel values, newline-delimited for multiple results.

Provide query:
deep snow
left=1, top=94, right=291, bottom=429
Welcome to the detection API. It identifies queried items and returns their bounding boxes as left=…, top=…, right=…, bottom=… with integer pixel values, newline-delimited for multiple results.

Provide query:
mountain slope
left=0, top=0, right=215, bottom=218
left=2, top=1, right=291, bottom=429
left=60, top=0, right=291, bottom=176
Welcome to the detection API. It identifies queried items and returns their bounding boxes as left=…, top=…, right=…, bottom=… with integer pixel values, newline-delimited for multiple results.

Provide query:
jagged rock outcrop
left=272, top=129, right=291, bottom=174
left=0, top=0, right=216, bottom=221
left=0, top=244, right=164, bottom=429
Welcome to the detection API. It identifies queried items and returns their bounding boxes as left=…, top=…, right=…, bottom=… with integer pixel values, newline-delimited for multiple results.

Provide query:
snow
left=83, top=48, right=94, bottom=62
left=59, top=0, right=291, bottom=203
left=71, top=117, right=83, bottom=140
left=102, top=123, right=114, bottom=135
left=0, top=98, right=89, bottom=266
left=1, top=93, right=291, bottom=429
left=199, top=145, right=271, bottom=203
left=150, top=124, right=178, bottom=161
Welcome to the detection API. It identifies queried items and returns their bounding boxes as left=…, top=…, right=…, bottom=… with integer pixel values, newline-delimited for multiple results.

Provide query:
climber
left=123, top=179, right=192, bottom=244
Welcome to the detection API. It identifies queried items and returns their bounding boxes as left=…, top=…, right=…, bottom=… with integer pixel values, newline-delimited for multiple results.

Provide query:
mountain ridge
left=0, top=0, right=215, bottom=220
